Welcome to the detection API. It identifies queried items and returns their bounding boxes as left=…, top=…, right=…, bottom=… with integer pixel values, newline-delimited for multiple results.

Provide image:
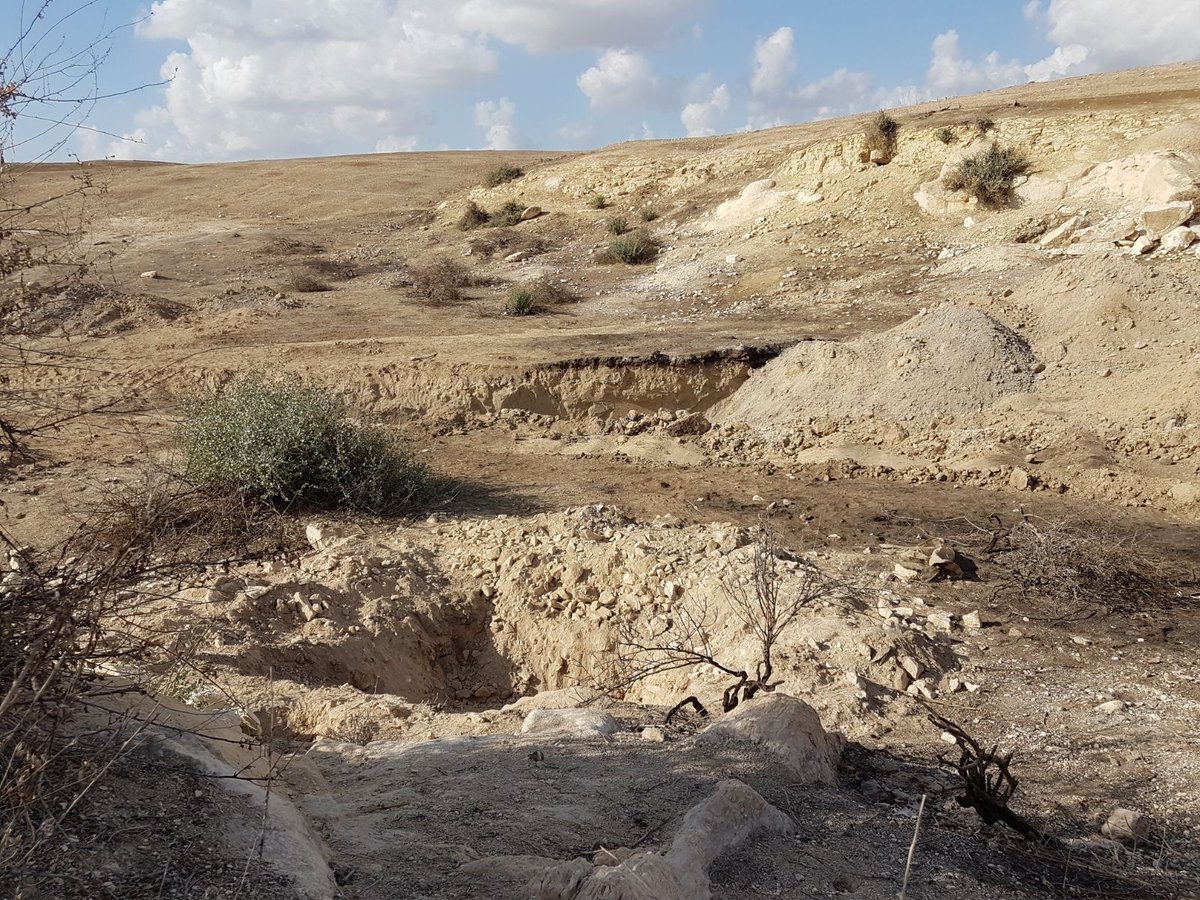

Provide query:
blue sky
left=3, top=0, right=1197, bottom=163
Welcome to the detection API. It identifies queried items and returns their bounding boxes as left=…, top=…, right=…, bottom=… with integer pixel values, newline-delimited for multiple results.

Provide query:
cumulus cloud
left=1041, top=0, right=1200, bottom=72
left=474, top=97, right=518, bottom=150
left=751, top=27, right=797, bottom=97
left=136, top=0, right=497, bottom=160
left=578, top=49, right=671, bottom=110
left=681, top=83, right=729, bottom=136
left=456, top=0, right=706, bottom=53
left=925, top=30, right=1026, bottom=97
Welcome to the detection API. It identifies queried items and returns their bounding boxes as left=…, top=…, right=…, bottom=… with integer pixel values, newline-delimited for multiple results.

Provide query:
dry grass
left=303, top=257, right=358, bottom=280
left=503, top=277, right=576, bottom=316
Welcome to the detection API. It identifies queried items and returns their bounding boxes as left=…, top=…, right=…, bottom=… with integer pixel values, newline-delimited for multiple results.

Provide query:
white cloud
left=926, top=30, right=1026, bottom=97
left=1023, top=1, right=1043, bottom=20
left=456, top=0, right=706, bottom=53
left=555, top=122, right=592, bottom=143
left=135, top=0, right=499, bottom=160
left=1041, top=0, right=1200, bottom=71
left=751, top=27, right=797, bottom=97
left=474, top=97, right=518, bottom=150
left=578, top=49, right=670, bottom=110
left=681, top=83, right=729, bottom=136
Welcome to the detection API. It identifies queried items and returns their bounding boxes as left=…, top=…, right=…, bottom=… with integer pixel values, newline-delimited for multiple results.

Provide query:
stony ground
left=3, top=61, right=1200, bottom=899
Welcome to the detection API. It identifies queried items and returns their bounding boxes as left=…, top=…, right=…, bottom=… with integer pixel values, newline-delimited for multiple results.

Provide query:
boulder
left=1140, top=154, right=1200, bottom=204
left=519, top=206, right=543, bottom=222
left=1102, top=808, right=1153, bottom=846
left=1138, top=200, right=1194, bottom=238
left=1131, top=234, right=1157, bottom=255
left=521, top=708, right=617, bottom=739
left=693, top=694, right=843, bottom=784
left=1160, top=225, right=1196, bottom=252
left=526, top=780, right=792, bottom=900
left=1039, top=216, right=1080, bottom=248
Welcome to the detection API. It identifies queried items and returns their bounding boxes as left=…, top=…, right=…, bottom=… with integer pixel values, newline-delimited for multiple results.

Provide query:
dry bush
left=990, top=516, right=1172, bottom=615
left=484, top=164, right=524, bottom=187
left=466, top=229, right=546, bottom=259
left=934, top=126, right=958, bottom=144
left=865, top=110, right=900, bottom=158
left=409, top=258, right=475, bottom=304
left=945, top=143, right=1030, bottom=207
left=975, top=116, right=996, bottom=134
left=457, top=199, right=526, bottom=230
left=639, top=207, right=660, bottom=222
left=303, top=256, right=357, bottom=280
left=602, top=528, right=848, bottom=717
left=607, top=216, right=631, bottom=236
left=587, top=195, right=608, bottom=210
left=286, top=272, right=332, bottom=293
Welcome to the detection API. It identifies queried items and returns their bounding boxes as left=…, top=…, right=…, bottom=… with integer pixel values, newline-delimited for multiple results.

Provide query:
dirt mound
left=712, top=305, right=1037, bottom=427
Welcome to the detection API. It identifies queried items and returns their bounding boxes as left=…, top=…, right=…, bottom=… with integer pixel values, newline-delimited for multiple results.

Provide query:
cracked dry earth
left=4, top=61, right=1200, bottom=899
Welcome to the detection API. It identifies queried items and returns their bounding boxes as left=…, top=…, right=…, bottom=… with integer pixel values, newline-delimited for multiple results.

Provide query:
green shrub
left=639, top=207, right=660, bottom=222
left=865, top=111, right=900, bottom=158
left=587, top=195, right=608, bottom=210
left=945, top=142, right=1030, bottom=207
left=179, top=374, right=427, bottom=513
left=934, top=127, right=958, bottom=145
left=503, top=278, right=575, bottom=316
left=607, top=216, right=631, bottom=236
left=605, top=231, right=659, bottom=265
left=505, top=286, right=537, bottom=317
left=484, top=164, right=524, bottom=187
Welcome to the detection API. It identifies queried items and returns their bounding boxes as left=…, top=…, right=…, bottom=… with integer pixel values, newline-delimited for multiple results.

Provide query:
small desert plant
left=457, top=201, right=491, bottom=231
left=503, top=278, right=575, bottom=316
left=489, top=200, right=526, bottom=228
left=975, top=116, right=996, bottom=135
left=605, top=230, right=659, bottom=265
left=179, top=374, right=427, bottom=513
left=934, top=126, right=958, bottom=145
left=945, top=142, right=1030, bottom=207
left=484, top=164, right=524, bottom=187
left=409, top=258, right=472, bottom=304
left=287, top=272, right=332, bottom=293
left=639, top=207, right=660, bottom=222
left=457, top=200, right=526, bottom=230
left=865, top=110, right=900, bottom=158
left=505, top=286, right=538, bottom=317
left=587, top=194, right=608, bottom=210
left=607, top=216, right=631, bottom=236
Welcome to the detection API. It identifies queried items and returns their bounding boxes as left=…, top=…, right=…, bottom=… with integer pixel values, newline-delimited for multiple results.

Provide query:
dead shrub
left=600, top=528, right=849, bottom=719
left=865, top=110, right=900, bottom=158
left=503, top=278, right=575, bottom=316
left=934, top=126, right=958, bottom=144
left=409, top=258, right=474, bottom=304
left=607, top=216, right=631, bottom=236
left=457, top=201, right=491, bottom=231
left=587, top=195, right=608, bottom=210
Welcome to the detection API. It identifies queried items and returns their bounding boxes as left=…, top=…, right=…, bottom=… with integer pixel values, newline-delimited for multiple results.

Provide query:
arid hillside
left=2, top=62, right=1199, bottom=900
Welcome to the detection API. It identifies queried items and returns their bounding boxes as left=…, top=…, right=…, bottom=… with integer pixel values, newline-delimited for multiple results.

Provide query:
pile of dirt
left=711, top=304, right=1038, bottom=427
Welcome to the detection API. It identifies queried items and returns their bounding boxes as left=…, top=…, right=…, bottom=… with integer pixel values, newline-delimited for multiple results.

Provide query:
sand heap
left=712, top=305, right=1038, bottom=427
